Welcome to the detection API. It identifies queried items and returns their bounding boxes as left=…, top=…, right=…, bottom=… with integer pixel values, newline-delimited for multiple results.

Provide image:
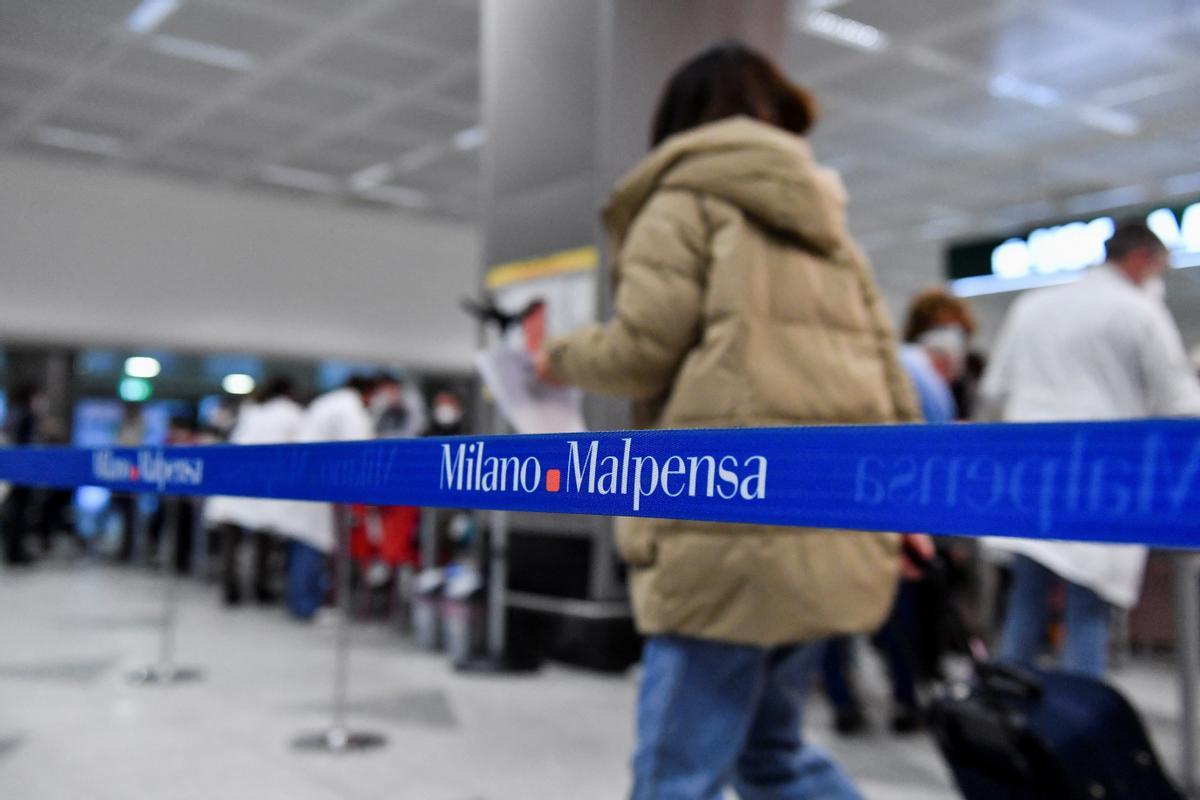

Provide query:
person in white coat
left=280, top=375, right=380, bottom=619
left=206, top=377, right=304, bottom=606
left=980, top=221, right=1200, bottom=677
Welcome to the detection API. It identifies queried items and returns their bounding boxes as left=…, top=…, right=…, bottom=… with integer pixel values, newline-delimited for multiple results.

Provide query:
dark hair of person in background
left=1106, top=220, right=1167, bottom=262
left=373, top=371, right=401, bottom=388
left=9, top=382, right=39, bottom=409
left=952, top=350, right=987, bottom=421
left=257, top=375, right=295, bottom=403
left=650, top=41, right=819, bottom=147
left=345, top=374, right=378, bottom=397
left=902, top=287, right=978, bottom=343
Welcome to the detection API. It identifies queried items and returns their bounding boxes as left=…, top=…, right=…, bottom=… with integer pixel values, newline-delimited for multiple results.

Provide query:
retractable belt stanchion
left=1174, top=553, right=1200, bottom=794
left=292, top=504, right=386, bottom=753
left=128, top=495, right=202, bottom=685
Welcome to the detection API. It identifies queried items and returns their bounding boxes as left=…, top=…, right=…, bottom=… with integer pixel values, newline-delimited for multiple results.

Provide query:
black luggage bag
left=931, top=660, right=1184, bottom=800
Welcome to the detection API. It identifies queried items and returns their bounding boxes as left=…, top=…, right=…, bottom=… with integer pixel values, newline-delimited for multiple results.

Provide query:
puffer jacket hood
left=604, top=116, right=845, bottom=256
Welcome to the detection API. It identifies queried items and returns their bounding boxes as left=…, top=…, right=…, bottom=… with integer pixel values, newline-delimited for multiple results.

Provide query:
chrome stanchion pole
left=129, top=496, right=202, bottom=684
left=292, top=504, right=386, bottom=753
left=1175, top=553, right=1200, bottom=795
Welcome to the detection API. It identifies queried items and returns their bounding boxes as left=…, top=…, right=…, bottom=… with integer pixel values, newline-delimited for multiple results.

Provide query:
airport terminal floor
left=0, top=552, right=1185, bottom=800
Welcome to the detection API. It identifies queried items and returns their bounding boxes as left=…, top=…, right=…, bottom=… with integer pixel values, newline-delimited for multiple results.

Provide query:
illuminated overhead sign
left=947, top=199, right=1200, bottom=297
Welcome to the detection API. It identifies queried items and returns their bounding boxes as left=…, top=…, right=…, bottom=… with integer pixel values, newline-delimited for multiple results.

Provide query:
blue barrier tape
left=1, top=420, right=1198, bottom=547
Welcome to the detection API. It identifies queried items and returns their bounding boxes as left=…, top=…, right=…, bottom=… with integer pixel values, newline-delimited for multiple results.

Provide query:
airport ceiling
left=1, top=0, right=1199, bottom=239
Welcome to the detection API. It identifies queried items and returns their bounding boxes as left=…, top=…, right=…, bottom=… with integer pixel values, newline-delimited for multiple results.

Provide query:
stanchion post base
left=453, top=654, right=540, bottom=675
left=291, top=727, right=387, bottom=753
left=126, top=666, right=204, bottom=685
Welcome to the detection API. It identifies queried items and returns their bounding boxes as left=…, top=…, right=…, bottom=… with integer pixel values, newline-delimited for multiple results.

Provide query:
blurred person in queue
left=980, top=222, right=1200, bottom=677
left=2, top=383, right=42, bottom=565
left=280, top=374, right=381, bottom=619
left=821, top=288, right=972, bottom=735
left=535, top=43, right=921, bottom=799
left=207, top=376, right=304, bottom=606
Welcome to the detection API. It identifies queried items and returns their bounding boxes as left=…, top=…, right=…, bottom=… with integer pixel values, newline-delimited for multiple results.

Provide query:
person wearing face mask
left=822, top=289, right=973, bottom=735
left=980, top=221, right=1200, bottom=677
left=429, top=390, right=466, bottom=436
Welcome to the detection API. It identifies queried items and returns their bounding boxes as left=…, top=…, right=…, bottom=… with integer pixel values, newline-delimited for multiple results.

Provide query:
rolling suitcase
left=931, top=655, right=1184, bottom=799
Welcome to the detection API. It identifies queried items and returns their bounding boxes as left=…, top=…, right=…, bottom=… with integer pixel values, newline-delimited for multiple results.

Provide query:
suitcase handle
left=976, top=661, right=1043, bottom=701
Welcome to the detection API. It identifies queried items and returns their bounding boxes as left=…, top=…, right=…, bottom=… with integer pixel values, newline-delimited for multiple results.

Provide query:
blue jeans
left=997, top=554, right=1111, bottom=678
left=286, top=540, right=329, bottom=620
left=632, top=635, right=862, bottom=800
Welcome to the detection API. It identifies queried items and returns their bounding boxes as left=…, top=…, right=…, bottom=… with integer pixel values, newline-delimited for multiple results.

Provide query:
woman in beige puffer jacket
left=538, top=43, right=919, bottom=800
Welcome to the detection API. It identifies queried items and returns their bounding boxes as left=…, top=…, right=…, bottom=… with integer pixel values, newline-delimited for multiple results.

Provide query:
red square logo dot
left=545, top=469, right=561, bottom=492
left=129, top=467, right=139, bottom=480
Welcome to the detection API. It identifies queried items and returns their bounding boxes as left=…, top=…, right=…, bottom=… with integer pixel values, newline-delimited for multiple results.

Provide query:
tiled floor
left=0, top=557, right=1191, bottom=799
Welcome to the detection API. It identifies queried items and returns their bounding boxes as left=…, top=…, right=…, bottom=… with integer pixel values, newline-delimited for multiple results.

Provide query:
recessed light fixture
left=359, top=184, right=431, bottom=209
left=222, top=374, right=256, bottom=395
left=453, top=126, right=487, bottom=151
left=349, top=162, right=395, bottom=191
left=988, top=75, right=1062, bottom=109
left=32, top=126, right=124, bottom=157
left=125, top=0, right=182, bottom=35
left=259, top=165, right=341, bottom=193
left=1075, top=106, right=1140, bottom=137
left=151, top=34, right=255, bottom=71
left=799, top=9, right=889, bottom=52
left=124, top=356, right=162, bottom=379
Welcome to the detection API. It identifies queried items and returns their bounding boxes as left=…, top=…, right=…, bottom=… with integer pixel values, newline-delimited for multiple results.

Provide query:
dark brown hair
left=903, top=287, right=977, bottom=343
left=1105, top=221, right=1166, bottom=263
left=651, top=42, right=818, bottom=147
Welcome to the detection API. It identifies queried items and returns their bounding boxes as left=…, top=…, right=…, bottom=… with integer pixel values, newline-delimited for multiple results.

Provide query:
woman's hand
left=533, top=349, right=561, bottom=386
left=900, top=533, right=935, bottom=581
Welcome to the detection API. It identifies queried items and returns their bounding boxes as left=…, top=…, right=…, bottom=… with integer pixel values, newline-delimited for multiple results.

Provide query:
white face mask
left=1142, top=275, right=1166, bottom=301
left=433, top=403, right=463, bottom=427
left=918, top=326, right=968, bottom=380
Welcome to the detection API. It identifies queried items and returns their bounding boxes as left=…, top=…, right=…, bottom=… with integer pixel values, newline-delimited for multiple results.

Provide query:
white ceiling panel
left=813, top=54, right=963, bottom=105
left=60, top=80, right=192, bottom=129
left=0, top=55, right=65, bottom=98
left=311, top=39, right=441, bottom=87
left=108, top=44, right=244, bottom=92
left=1020, top=46, right=1184, bottom=102
left=369, top=0, right=479, bottom=54
left=157, top=3, right=307, bottom=59
left=376, top=98, right=474, bottom=138
left=252, top=73, right=375, bottom=118
left=833, top=0, right=1001, bottom=39
left=186, top=108, right=307, bottom=154
left=930, top=5, right=1107, bottom=74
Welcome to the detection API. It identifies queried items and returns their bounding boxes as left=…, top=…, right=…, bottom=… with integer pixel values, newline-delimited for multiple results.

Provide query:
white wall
left=0, top=155, right=480, bottom=369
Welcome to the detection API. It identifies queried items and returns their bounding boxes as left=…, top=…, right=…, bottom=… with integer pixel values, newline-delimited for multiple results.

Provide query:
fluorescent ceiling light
left=1063, top=184, right=1147, bottom=216
left=33, top=126, right=124, bottom=157
left=125, top=0, right=182, bottom=35
left=799, top=9, right=889, bottom=52
left=453, top=126, right=486, bottom=151
left=125, top=356, right=162, bottom=379
left=358, top=184, right=431, bottom=208
left=151, top=34, right=255, bottom=71
left=395, top=143, right=445, bottom=173
left=222, top=374, right=256, bottom=395
left=1075, top=106, right=1140, bottom=137
left=259, top=165, right=341, bottom=193
left=988, top=75, right=1062, bottom=109
left=349, top=161, right=394, bottom=190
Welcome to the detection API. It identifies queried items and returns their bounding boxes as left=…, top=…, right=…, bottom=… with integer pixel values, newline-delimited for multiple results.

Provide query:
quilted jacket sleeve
left=548, top=189, right=708, bottom=400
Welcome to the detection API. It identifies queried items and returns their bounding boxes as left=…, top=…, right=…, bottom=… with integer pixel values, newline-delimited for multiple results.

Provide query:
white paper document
left=474, top=346, right=586, bottom=434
